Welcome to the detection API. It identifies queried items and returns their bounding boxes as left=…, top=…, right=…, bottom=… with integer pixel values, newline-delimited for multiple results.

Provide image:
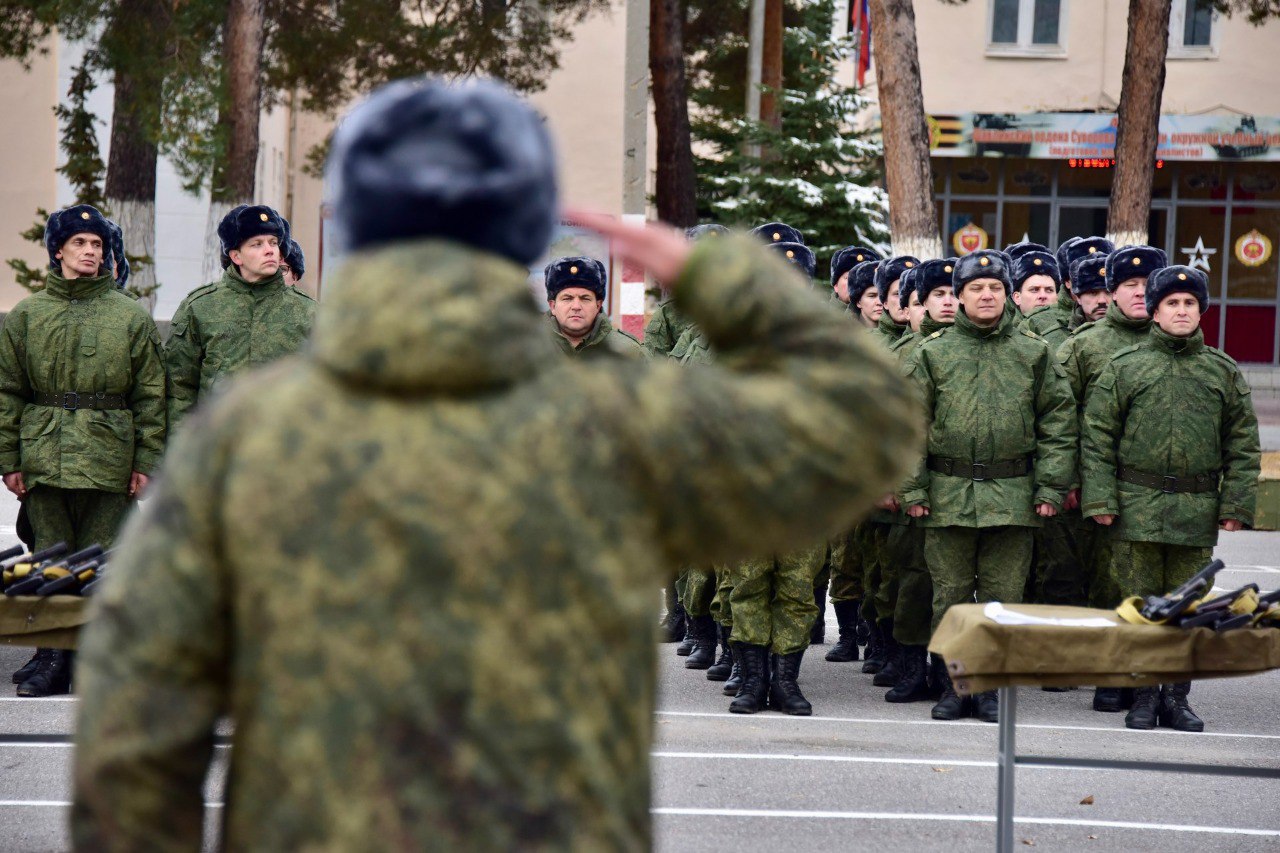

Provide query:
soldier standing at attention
left=1069, top=255, right=1113, bottom=327
left=829, top=246, right=881, bottom=309
left=1082, top=265, right=1259, bottom=733
left=72, top=78, right=923, bottom=850
left=0, top=205, right=166, bottom=697
left=848, top=260, right=883, bottom=329
left=643, top=224, right=726, bottom=360
left=545, top=257, right=644, bottom=359
left=1009, top=247, right=1060, bottom=318
left=165, top=205, right=316, bottom=431
left=902, top=249, right=1075, bottom=723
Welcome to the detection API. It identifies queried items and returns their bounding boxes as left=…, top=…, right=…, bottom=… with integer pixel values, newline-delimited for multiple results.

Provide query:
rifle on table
left=1139, top=559, right=1225, bottom=624
left=36, top=550, right=112, bottom=597
left=4, top=545, right=103, bottom=597
left=0, top=542, right=69, bottom=590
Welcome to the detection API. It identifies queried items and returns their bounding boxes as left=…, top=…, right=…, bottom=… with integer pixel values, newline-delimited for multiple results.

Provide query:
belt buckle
left=1161, top=475, right=1178, bottom=494
left=971, top=463, right=987, bottom=482
left=62, top=392, right=78, bottom=411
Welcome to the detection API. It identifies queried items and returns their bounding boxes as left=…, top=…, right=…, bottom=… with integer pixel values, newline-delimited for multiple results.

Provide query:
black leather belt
left=926, top=455, right=1033, bottom=481
left=1117, top=465, right=1219, bottom=494
left=33, top=391, right=127, bottom=411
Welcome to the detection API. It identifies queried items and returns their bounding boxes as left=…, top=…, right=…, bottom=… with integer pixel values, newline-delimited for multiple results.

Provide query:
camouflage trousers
left=26, top=486, right=132, bottom=552
left=926, top=525, right=1033, bottom=634
left=888, top=520, right=932, bottom=646
left=860, top=521, right=892, bottom=623
left=1025, top=513, right=1085, bottom=606
left=828, top=526, right=864, bottom=603
left=711, top=563, right=740, bottom=628
left=729, top=544, right=826, bottom=655
left=1107, top=539, right=1213, bottom=602
left=680, top=566, right=718, bottom=618
left=1086, top=525, right=1125, bottom=609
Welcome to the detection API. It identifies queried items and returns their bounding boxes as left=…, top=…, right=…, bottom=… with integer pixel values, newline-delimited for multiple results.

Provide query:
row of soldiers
left=641, top=222, right=1259, bottom=731
left=3, top=202, right=316, bottom=696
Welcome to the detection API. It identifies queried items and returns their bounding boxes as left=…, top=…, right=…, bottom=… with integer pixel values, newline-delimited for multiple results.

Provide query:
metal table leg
left=996, top=685, right=1017, bottom=853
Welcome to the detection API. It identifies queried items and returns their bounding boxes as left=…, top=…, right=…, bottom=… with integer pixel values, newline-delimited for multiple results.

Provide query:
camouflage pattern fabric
left=729, top=543, right=827, bottom=655
left=549, top=313, right=645, bottom=360
left=0, top=271, right=166, bottom=491
left=926, top=525, right=1034, bottom=633
left=888, top=520, right=931, bottom=645
left=1049, top=285, right=1075, bottom=331
left=72, top=234, right=922, bottom=851
left=1023, top=304, right=1071, bottom=351
left=711, top=563, right=740, bottom=628
left=165, top=266, right=316, bottom=430
left=869, top=310, right=906, bottom=350
left=900, top=309, right=1077, bottom=528
left=681, top=566, right=717, bottom=617
left=26, top=486, right=131, bottom=551
left=1081, top=326, right=1259, bottom=547
left=828, top=527, right=864, bottom=603
left=1026, top=515, right=1087, bottom=606
left=1107, top=540, right=1213, bottom=601
left=641, top=300, right=694, bottom=358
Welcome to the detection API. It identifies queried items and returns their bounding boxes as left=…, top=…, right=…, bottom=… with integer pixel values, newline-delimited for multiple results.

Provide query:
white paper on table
left=983, top=602, right=1117, bottom=628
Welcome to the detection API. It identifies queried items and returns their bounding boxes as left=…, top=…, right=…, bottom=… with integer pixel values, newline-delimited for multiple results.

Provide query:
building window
left=988, top=0, right=1066, bottom=56
left=1169, top=0, right=1217, bottom=58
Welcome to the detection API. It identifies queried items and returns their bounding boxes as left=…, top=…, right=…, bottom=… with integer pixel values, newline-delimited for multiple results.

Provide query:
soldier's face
left=1153, top=293, right=1202, bottom=337
left=834, top=272, right=851, bottom=304
left=1012, top=276, right=1056, bottom=314
left=885, top=281, right=910, bottom=324
left=550, top=288, right=601, bottom=337
left=924, top=286, right=957, bottom=323
left=230, top=235, right=281, bottom=282
left=56, top=232, right=103, bottom=279
left=279, top=262, right=298, bottom=286
left=1077, top=288, right=1111, bottom=322
left=1112, top=277, right=1148, bottom=320
left=855, top=288, right=882, bottom=326
left=906, top=291, right=925, bottom=332
left=958, top=278, right=1006, bottom=325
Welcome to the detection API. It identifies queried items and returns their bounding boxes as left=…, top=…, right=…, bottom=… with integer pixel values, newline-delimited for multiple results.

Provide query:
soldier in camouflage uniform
left=848, top=260, right=883, bottom=329
left=1007, top=242, right=1057, bottom=318
left=829, top=245, right=881, bottom=310
left=1082, top=265, right=1259, bottom=733
left=545, top=257, right=645, bottom=360
left=165, top=205, right=316, bottom=431
left=71, top=79, right=922, bottom=850
left=643, top=224, right=726, bottom=360
left=902, top=249, right=1075, bottom=723
left=0, top=205, right=166, bottom=697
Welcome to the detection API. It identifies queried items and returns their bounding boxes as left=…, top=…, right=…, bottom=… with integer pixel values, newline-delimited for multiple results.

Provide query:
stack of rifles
left=1123, top=559, right=1280, bottom=631
left=0, top=543, right=110, bottom=598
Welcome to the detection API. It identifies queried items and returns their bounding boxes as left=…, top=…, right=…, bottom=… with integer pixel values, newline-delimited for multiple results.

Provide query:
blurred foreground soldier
left=902, top=250, right=1075, bottom=723
left=1070, top=255, right=1112, bottom=326
left=545, top=257, right=643, bottom=359
left=1082, top=265, right=1259, bottom=733
left=72, top=77, right=922, bottom=850
left=643, top=224, right=725, bottom=359
left=165, top=204, right=316, bottom=430
left=0, top=205, right=165, bottom=697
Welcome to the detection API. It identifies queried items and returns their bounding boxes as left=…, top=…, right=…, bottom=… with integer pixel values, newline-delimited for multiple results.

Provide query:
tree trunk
left=867, top=0, right=940, bottom=259
left=759, top=0, right=783, bottom=131
left=649, top=0, right=697, bottom=227
left=106, top=67, right=159, bottom=312
left=1107, top=0, right=1171, bottom=247
left=205, top=0, right=266, bottom=280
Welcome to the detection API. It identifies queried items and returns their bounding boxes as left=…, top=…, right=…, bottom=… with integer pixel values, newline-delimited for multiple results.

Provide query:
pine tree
left=690, top=0, right=890, bottom=273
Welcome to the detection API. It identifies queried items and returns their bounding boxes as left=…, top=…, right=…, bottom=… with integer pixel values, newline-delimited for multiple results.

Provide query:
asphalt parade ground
left=1, top=509, right=1279, bottom=850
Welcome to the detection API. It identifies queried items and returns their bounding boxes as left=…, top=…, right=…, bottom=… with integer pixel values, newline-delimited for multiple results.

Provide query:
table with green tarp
left=0, top=596, right=89, bottom=650
left=929, top=603, right=1280, bottom=853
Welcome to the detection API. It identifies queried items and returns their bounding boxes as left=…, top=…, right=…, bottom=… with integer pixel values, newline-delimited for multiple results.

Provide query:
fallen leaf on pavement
left=1079, top=795, right=1095, bottom=805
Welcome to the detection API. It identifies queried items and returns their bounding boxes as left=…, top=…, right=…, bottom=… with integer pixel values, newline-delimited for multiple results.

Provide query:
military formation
left=0, top=201, right=315, bottom=696
left=653, top=222, right=1260, bottom=733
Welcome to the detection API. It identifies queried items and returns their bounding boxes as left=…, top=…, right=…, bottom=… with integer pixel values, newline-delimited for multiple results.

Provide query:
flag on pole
left=851, top=0, right=872, bottom=88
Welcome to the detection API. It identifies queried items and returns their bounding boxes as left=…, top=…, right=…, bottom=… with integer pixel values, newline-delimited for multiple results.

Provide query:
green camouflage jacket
left=901, top=308, right=1077, bottom=527
left=869, top=310, right=906, bottom=349
left=642, top=299, right=694, bottom=358
left=1050, top=285, right=1075, bottom=328
left=0, top=272, right=166, bottom=491
left=550, top=312, right=644, bottom=360
left=72, top=235, right=922, bottom=852
left=888, top=314, right=947, bottom=367
left=1057, top=303, right=1150, bottom=406
left=1023, top=302, right=1071, bottom=351
left=1080, top=326, right=1260, bottom=546
left=165, top=267, right=316, bottom=429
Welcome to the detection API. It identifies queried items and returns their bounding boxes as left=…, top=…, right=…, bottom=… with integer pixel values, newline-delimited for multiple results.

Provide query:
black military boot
left=972, top=690, right=999, bottom=723
left=723, top=643, right=744, bottom=696
left=676, top=616, right=697, bottom=656
left=659, top=601, right=686, bottom=643
left=768, top=650, right=812, bottom=716
left=927, top=654, right=947, bottom=700
left=872, top=620, right=901, bottom=687
left=1124, top=687, right=1160, bottom=730
left=885, top=645, right=931, bottom=703
left=729, top=644, right=770, bottom=714
left=11, top=649, right=41, bottom=684
left=685, top=615, right=718, bottom=669
left=1093, top=687, right=1124, bottom=712
left=825, top=599, right=861, bottom=662
left=861, top=620, right=886, bottom=674
left=17, top=649, right=73, bottom=698
left=1158, top=682, right=1204, bottom=732
left=706, top=624, right=733, bottom=681
left=931, top=670, right=971, bottom=721
left=810, top=585, right=827, bottom=645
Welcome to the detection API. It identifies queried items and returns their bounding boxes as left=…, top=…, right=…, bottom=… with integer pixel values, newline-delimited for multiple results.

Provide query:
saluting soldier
left=902, top=250, right=1075, bottom=723
left=165, top=205, right=316, bottom=430
left=545, top=257, right=644, bottom=360
left=0, top=205, right=166, bottom=697
left=1082, top=265, right=1259, bottom=733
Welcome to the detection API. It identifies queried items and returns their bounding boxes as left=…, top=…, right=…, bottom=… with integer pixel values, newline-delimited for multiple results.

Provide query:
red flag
left=857, top=0, right=872, bottom=88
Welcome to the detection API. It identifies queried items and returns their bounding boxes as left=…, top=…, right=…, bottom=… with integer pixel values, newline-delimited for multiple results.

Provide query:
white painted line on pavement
left=0, top=526, right=15, bottom=536
left=0, top=697, right=76, bottom=702
left=653, top=750, right=994, bottom=768
left=1220, top=565, right=1280, bottom=574
left=653, top=807, right=1280, bottom=837
left=655, top=710, right=1280, bottom=740
left=0, top=800, right=224, bottom=809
